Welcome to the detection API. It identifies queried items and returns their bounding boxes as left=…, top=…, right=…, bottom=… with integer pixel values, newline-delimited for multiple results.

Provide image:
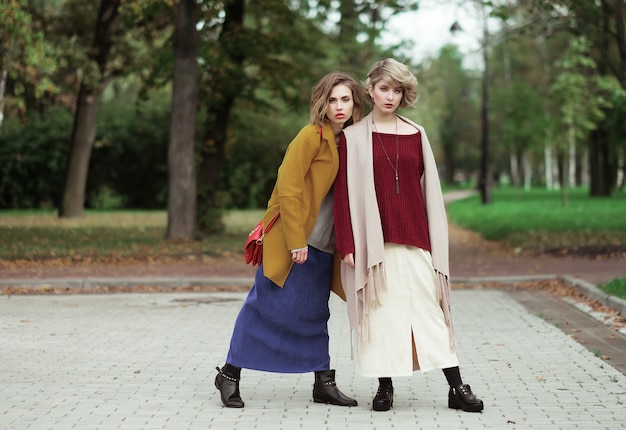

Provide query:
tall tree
left=550, top=37, right=623, bottom=206
left=517, top=0, right=626, bottom=195
left=423, top=44, right=477, bottom=186
left=489, top=28, right=551, bottom=191
left=166, top=0, right=198, bottom=240
left=196, top=0, right=246, bottom=234
left=451, top=0, right=496, bottom=203
left=59, top=0, right=122, bottom=218
left=195, top=0, right=329, bottom=233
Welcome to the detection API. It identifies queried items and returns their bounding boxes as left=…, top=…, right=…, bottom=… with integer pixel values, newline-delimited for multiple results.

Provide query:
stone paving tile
left=1, top=290, right=625, bottom=430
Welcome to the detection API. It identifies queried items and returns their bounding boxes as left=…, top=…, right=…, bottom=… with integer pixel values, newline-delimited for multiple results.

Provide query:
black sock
left=443, top=366, right=462, bottom=388
left=378, top=377, right=393, bottom=388
left=222, top=363, right=241, bottom=379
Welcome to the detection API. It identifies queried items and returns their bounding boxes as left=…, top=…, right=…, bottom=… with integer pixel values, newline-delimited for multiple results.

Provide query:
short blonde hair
left=310, top=72, right=364, bottom=128
left=365, top=58, right=418, bottom=108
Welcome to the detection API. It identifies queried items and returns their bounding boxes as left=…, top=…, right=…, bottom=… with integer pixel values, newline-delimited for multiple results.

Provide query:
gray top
left=307, top=187, right=335, bottom=254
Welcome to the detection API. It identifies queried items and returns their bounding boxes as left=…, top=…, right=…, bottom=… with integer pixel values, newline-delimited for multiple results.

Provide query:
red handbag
left=243, top=212, right=280, bottom=266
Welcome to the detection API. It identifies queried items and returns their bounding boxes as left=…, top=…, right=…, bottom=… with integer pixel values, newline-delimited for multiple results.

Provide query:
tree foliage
left=550, top=36, right=624, bottom=205
left=1, top=0, right=624, bottom=221
left=419, top=44, right=479, bottom=186
left=0, top=0, right=58, bottom=123
left=504, top=0, right=626, bottom=195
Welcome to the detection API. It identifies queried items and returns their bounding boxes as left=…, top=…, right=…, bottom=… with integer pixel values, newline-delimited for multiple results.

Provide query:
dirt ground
left=1, top=222, right=624, bottom=286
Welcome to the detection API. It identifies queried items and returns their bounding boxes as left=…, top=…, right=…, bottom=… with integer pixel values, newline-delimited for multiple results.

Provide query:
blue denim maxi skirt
left=226, top=246, right=332, bottom=373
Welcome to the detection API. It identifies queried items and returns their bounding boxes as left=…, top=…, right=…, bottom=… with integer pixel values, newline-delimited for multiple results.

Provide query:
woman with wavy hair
left=215, top=71, right=363, bottom=409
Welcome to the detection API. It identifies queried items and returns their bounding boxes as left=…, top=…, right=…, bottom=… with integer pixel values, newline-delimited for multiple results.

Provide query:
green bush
left=90, top=99, right=170, bottom=209
left=0, top=107, right=72, bottom=209
left=0, top=103, right=170, bottom=210
left=220, top=105, right=308, bottom=209
left=0, top=87, right=316, bottom=212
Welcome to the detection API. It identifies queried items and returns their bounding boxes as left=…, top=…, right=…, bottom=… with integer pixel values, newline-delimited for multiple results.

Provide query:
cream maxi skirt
left=354, top=243, right=459, bottom=377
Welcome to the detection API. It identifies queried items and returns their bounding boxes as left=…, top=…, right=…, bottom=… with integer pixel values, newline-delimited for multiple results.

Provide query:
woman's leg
left=372, top=377, right=393, bottom=411
left=313, top=369, right=358, bottom=407
left=215, top=363, right=244, bottom=408
left=443, top=366, right=484, bottom=412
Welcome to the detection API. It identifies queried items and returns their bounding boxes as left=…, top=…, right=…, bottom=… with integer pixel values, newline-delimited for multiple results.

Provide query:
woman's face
left=327, top=84, right=354, bottom=128
left=369, top=79, right=403, bottom=114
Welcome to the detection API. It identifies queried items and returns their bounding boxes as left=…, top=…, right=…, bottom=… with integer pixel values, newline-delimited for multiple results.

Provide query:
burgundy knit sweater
left=334, top=131, right=431, bottom=258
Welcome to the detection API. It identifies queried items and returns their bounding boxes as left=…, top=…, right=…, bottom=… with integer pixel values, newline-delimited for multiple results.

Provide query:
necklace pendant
left=395, top=173, right=400, bottom=195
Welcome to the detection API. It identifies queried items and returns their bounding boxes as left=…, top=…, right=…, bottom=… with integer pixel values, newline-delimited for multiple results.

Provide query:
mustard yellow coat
left=261, top=122, right=345, bottom=300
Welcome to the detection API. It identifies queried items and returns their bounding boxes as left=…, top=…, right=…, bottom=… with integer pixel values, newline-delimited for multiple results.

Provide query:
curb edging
left=1, top=274, right=624, bottom=317
left=561, top=275, right=626, bottom=316
left=453, top=274, right=625, bottom=317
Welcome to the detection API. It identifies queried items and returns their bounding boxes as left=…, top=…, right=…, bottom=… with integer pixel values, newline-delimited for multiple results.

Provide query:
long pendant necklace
left=373, top=116, right=400, bottom=194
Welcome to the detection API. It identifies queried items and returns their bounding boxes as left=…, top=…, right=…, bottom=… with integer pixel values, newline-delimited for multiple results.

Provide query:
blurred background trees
left=0, top=0, right=624, bottom=238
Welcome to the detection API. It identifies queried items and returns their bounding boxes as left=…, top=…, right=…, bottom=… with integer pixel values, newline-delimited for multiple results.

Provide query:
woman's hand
left=292, top=248, right=308, bottom=264
left=342, top=253, right=355, bottom=268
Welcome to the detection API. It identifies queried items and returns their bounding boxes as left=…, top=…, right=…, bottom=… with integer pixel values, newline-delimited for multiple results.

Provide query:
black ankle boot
left=313, top=370, right=358, bottom=407
left=215, top=366, right=245, bottom=408
left=372, top=382, right=393, bottom=411
left=448, top=384, right=484, bottom=412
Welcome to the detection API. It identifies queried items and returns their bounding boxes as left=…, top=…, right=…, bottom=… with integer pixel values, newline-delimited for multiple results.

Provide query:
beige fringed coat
left=339, top=113, right=455, bottom=348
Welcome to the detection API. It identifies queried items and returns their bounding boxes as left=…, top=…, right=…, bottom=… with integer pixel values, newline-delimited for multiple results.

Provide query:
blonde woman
left=333, top=59, right=484, bottom=413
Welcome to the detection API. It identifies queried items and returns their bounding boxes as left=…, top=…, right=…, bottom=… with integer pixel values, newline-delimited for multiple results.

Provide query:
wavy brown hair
left=309, top=72, right=364, bottom=128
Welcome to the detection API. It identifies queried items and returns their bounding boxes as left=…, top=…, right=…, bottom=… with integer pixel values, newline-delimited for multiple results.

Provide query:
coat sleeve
left=274, top=126, right=319, bottom=251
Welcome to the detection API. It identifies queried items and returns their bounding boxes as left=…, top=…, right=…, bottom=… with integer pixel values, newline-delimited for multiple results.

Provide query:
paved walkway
left=2, top=290, right=625, bottom=430
left=2, top=190, right=626, bottom=429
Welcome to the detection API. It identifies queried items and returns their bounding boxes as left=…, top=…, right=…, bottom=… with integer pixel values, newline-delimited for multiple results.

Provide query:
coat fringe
left=436, top=271, right=455, bottom=352
left=355, top=262, right=386, bottom=342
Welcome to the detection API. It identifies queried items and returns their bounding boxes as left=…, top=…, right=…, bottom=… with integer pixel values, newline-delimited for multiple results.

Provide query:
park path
left=2, top=193, right=626, bottom=430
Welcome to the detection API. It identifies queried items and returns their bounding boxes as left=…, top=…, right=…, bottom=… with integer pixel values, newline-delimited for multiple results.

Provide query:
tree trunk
left=556, top=151, right=564, bottom=191
left=509, top=151, right=520, bottom=188
left=580, top=148, right=589, bottom=187
left=587, top=3, right=615, bottom=197
left=588, top=127, right=613, bottom=196
left=166, top=0, right=198, bottom=241
left=613, top=0, right=626, bottom=85
left=478, top=2, right=491, bottom=204
left=562, top=122, right=577, bottom=207
left=544, top=142, right=554, bottom=190
left=523, top=150, right=532, bottom=191
left=0, top=67, right=6, bottom=128
left=568, top=135, right=576, bottom=188
left=196, top=0, right=245, bottom=234
left=60, top=85, right=100, bottom=217
left=442, top=135, right=455, bottom=185
left=59, top=0, right=121, bottom=218
left=619, top=145, right=626, bottom=191
left=338, top=0, right=360, bottom=71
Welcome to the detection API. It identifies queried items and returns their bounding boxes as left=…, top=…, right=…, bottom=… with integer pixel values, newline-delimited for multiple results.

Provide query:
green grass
left=0, top=209, right=264, bottom=261
left=447, top=187, right=626, bottom=299
left=598, top=278, right=626, bottom=299
left=446, top=187, right=626, bottom=250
